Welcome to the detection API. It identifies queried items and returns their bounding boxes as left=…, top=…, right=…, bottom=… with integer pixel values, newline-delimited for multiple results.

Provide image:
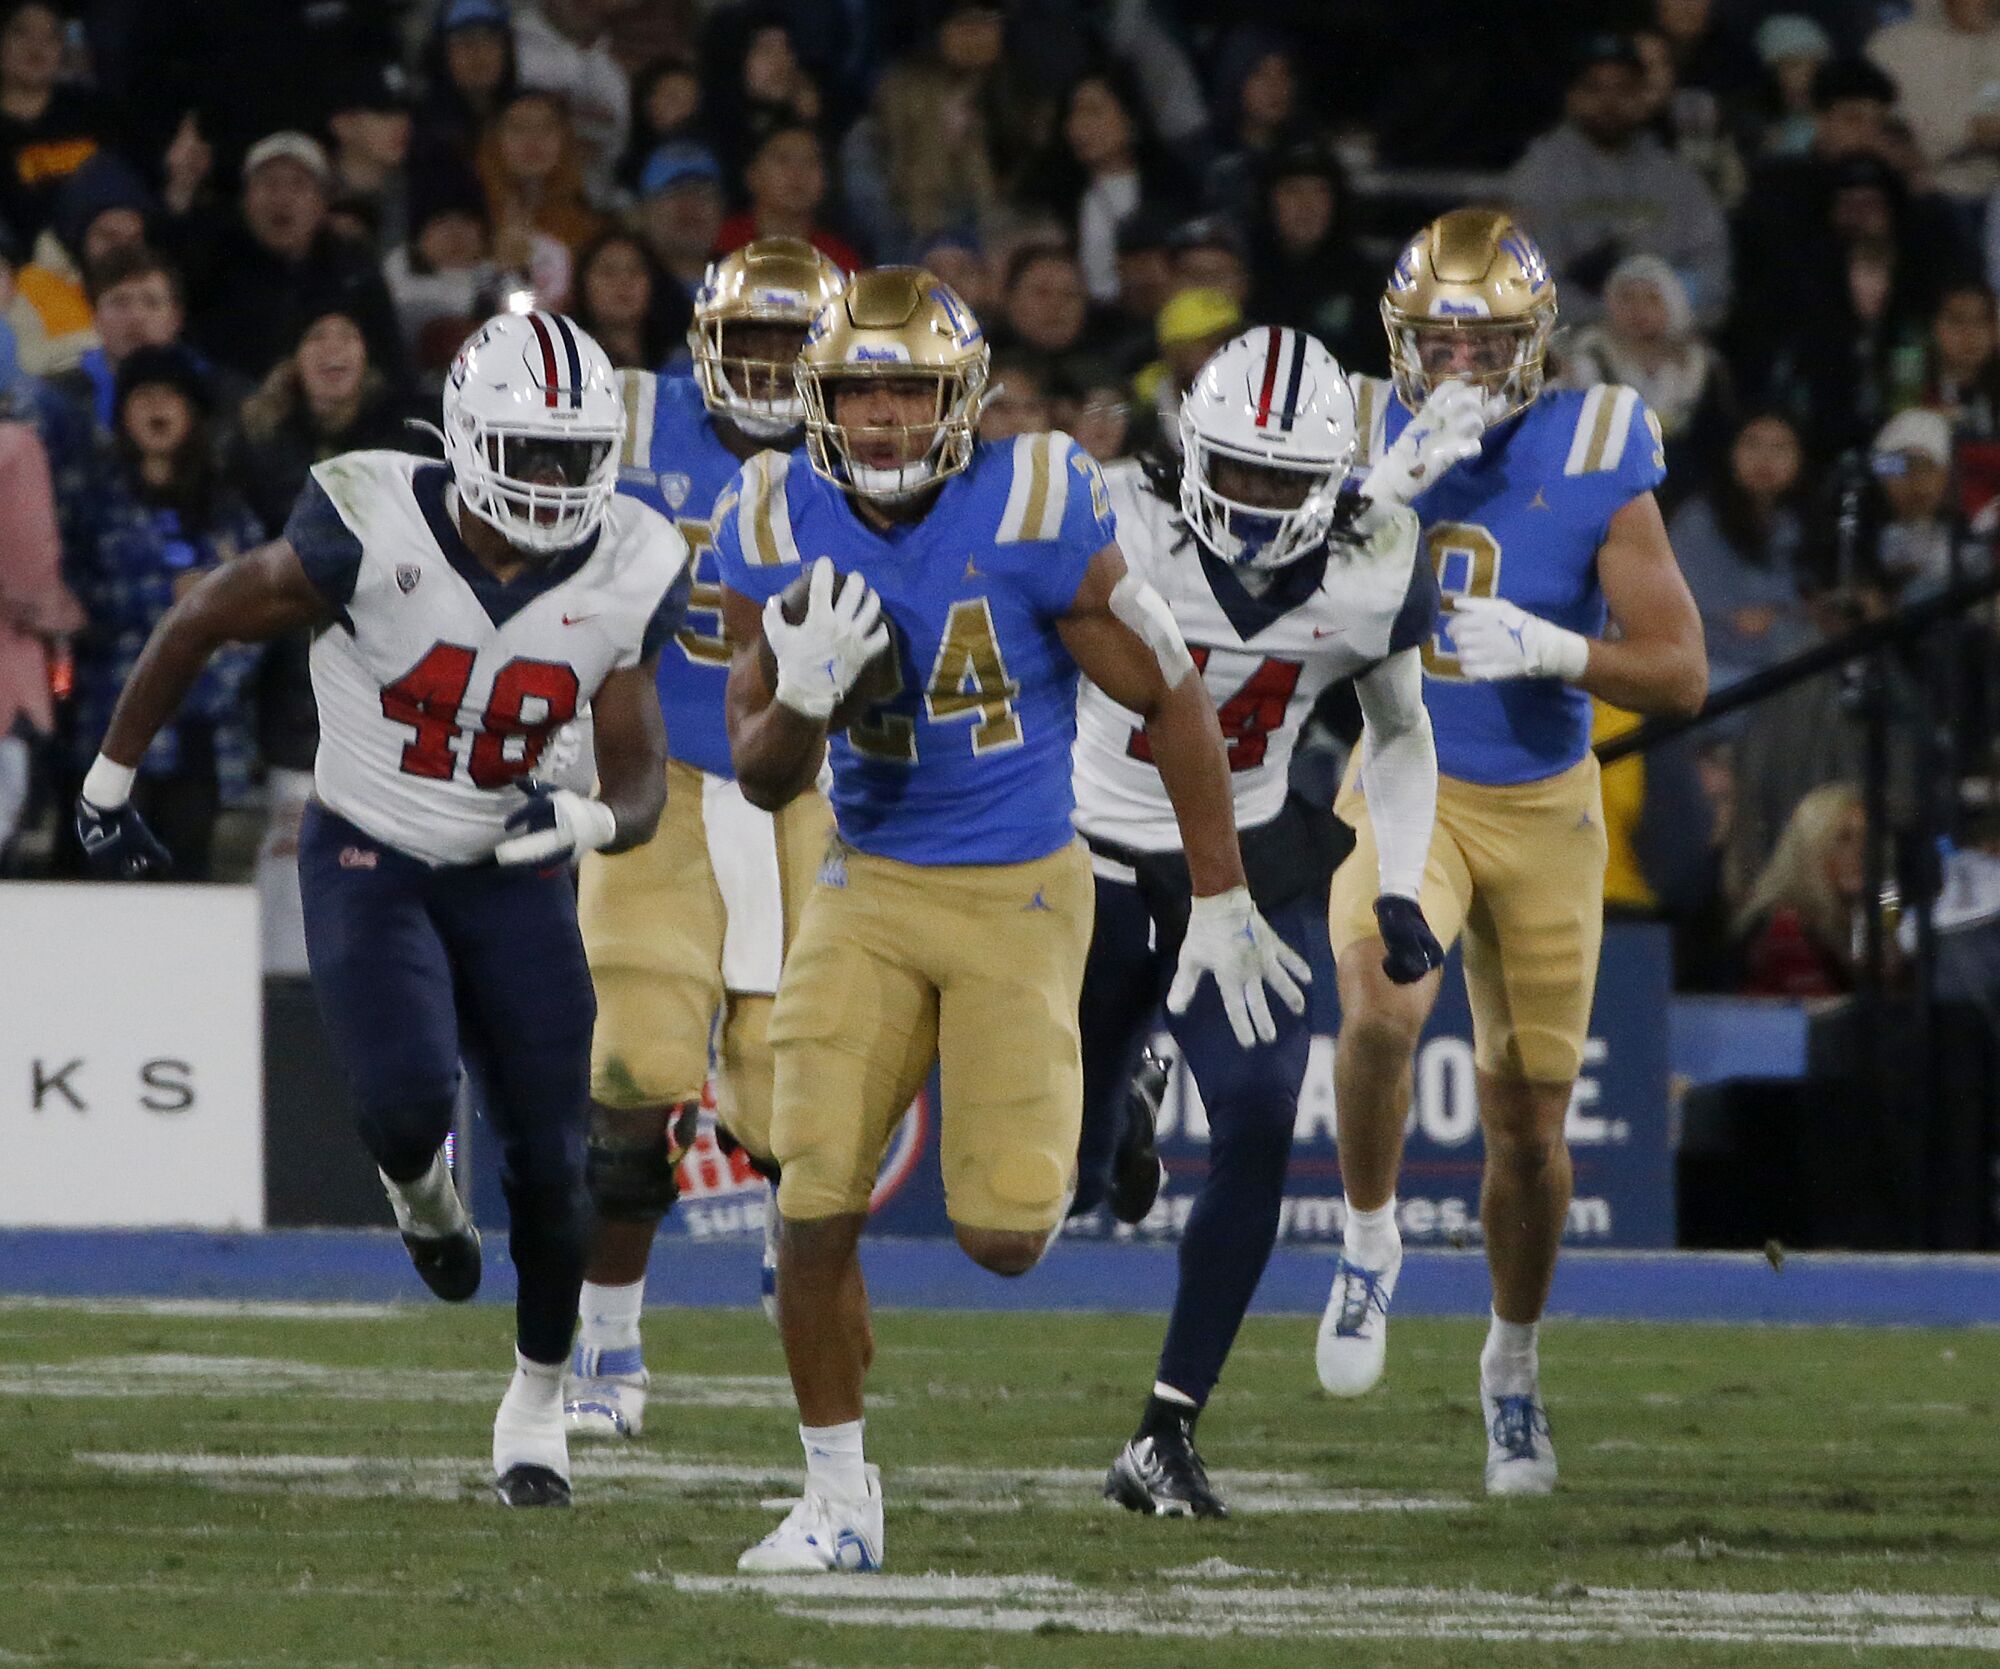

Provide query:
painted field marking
left=0, top=1298, right=406, bottom=1321
left=670, top=1571, right=2000, bottom=1650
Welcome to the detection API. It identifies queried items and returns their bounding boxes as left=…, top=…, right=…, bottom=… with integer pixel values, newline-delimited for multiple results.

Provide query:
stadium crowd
left=1, top=0, right=1997, bottom=998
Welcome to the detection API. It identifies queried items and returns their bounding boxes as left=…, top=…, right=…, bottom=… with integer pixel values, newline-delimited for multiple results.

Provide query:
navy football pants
left=1075, top=873, right=1314, bottom=1407
left=299, top=803, right=594, bottom=1364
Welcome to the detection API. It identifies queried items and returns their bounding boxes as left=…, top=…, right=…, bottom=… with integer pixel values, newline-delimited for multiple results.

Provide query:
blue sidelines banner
left=642, top=921, right=1675, bottom=1253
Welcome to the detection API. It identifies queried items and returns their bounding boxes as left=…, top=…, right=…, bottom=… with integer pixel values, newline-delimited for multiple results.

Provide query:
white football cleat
left=1315, top=1244, right=1401, bottom=1397
left=737, top=1466, right=884, bottom=1573
left=1482, top=1379, right=1557, bottom=1496
left=760, top=1181, right=780, bottom=1325
left=564, top=1343, right=648, bottom=1439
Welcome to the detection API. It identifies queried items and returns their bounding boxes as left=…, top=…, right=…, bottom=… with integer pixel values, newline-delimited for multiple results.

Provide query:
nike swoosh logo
left=561, top=613, right=595, bottom=626
left=1313, top=626, right=1343, bottom=639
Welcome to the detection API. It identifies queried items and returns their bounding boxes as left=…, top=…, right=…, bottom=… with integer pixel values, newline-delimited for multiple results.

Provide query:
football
left=757, top=566, right=902, bottom=733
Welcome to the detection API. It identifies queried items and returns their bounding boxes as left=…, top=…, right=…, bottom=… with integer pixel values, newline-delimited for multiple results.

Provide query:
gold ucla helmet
left=1381, top=208, right=1557, bottom=420
left=690, top=237, right=847, bottom=438
left=797, top=266, right=990, bottom=500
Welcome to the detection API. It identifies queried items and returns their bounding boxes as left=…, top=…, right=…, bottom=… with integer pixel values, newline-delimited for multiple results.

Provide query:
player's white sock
left=379, top=1149, right=463, bottom=1238
left=1480, top=1310, right=1540, bottom=1396
left=1151, top=1380, right=1198, bottom=1407
left=800, top=1419, right=868, bottom=1502
left=494, top=1351, right=568, bottom=1478
left=577, top=1279, right=645, bottom=1356
left=1343, top=1198, right=1401, bottom=1268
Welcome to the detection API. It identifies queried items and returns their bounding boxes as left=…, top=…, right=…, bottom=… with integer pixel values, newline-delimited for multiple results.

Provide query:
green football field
left=2, top=1298, right=1997, bottom=1667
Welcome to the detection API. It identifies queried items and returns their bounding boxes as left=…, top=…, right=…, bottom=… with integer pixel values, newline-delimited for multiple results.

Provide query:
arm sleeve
left=283, top=471, right=365, bottom=607
left=1354, top=646, right=1437, bottom=901
left=1043, top=436, right=1120, bottom=614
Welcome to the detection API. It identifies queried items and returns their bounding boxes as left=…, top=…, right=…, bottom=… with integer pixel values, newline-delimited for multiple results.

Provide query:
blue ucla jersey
left=1362, top=379, right=1665, bottom=786
left=613, top=372, right=748, bottom=777
left=714, top=432, right=1115, bottom=865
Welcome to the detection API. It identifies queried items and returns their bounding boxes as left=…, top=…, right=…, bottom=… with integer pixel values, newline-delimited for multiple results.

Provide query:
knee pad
left=586, top=1099, right=701, bottom=1221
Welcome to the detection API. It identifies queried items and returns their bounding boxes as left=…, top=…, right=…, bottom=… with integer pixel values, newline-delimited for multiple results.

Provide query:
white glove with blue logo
left=1358, top=380, right=1488, bottom=518
left=1447, top=595, right=1590, bottom=683
left=764, top=556, right=889, bottom=721
left=1167, top=886, right=1312, bottom=1048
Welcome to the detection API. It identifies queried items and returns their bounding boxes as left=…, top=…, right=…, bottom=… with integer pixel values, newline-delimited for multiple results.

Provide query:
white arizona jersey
left=286, top=451, right=689, bottom=866
left=1071, top=458, right=1435, bottom=851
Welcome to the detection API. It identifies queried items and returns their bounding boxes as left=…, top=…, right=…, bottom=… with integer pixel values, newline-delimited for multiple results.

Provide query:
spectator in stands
left=702, top=11, right=823, bottom=183
left=1561, top=255, right=1734, bottom=500
left=994, top=242, right=1114, bottom=402
left=54, top=245, right=189, bottom=435
left=12, top=151, right=155, bottom=376
left=1916, top=282, right=2000, bottom=440
left=1735, top=781, right=1865, bottom=996
left=715, top=123, right=860, bottom=271
left=569, top=229, right=687, bottom=372
left=1669, top=411, right=1815, bottom=691
left=1167, top=216, right=1250, bottom=309
left=512, top=0, right=631, bottom=202
left=0, top=0, right=111, bottom=242
left=1746, top=15, right=1833, bottom=159
left=1653, top=0, right=1746, bottom=98
left=979, top=353, right=1052, bottom=442
left=1035, top=67, right=1186, bottom=306
left=1106, top=206, right=1174, bottom=363
left=1130, top=284, right=1242, bottom=455
left=914, top=230, right=994, bottom=320
left=633, top=140, right=724, bottom=299
left=0, top=338, right=76, bottom=862
left=1072, top=381, right=1132, bottom=462
left=479, top=89, right=605, bottom=309
left=70, top=346, right=262, bottom=880
left=844, top=1, right=1006, bottom=260
left=414, top=0, right=518, bottom=173
left=1866, top=407, right=1969, bottom=603
left=383, top=170, right=505, bottom=383
left=1868, top=0, right=2000, bottom=201
left=179, top=131, right=405, bottom=387
left=1203, top=27, right=1308, bottom=226
left=617, top=55, right=705, bottom=195
left=1246, top=140, right=1376, bottom=373
left=1506, top=32, right=1733, bottom=326
left=1633, top=23, right=1746, bottom=210
left=326, top=60, right=416, bottom=256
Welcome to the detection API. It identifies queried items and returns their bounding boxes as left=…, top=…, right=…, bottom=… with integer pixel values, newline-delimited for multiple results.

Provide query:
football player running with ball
left=1073, top=328, right=1487, bottom=1518
left=75, top=313, right=691, bottom=1508
left=565, top=239, right=845, bottom=1442
left=715, top=268, right=1305, bottom=1573
left=1322, top=210, right=1705, bottom=1494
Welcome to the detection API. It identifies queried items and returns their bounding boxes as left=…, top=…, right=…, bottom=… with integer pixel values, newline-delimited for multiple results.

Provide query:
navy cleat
left=400, top=1225, right=482, bottom=1303
left=1104, top=1419, right=1228, bottom=1519
left=1108, top=1049, right=1169, bottom=1226
left=495, top=1464, right=572, bottom=1508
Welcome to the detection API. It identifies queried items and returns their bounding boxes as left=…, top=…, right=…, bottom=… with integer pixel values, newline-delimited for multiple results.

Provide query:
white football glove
left=1447, top=594, right=1590, bottom=683
left=764, top=555, right=890, bottom=721
left=1357, top=379, right=1488, bottom=520
left=494, top=783, right=618, bottom=865
left=1166, top=886, right=1312, bottom=1048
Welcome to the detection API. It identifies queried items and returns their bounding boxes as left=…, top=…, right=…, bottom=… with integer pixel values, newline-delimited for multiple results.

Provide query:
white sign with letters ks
left=0, top=883, right=263, bottom=1228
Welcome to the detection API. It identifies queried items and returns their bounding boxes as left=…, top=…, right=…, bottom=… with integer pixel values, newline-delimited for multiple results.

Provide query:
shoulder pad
left=733, top=449, right=804, bottom=569
left=1563, top=384, right=1644, bottom=477
left=996, top=430, right=1083, bottom=544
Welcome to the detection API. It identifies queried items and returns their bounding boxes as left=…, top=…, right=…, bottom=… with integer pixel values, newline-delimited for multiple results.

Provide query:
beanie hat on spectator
left=639, top=140, right=722, bottom=197
left=1755, top=15, right=1831, bottom=67
left=1115, top=202, right=1176, bottom=257
left=1873, top=408, right=1951, bottom=469
left=51, top=153, right=158, bottom=264
left=409, top=156, right=491, bottom=239
left=1605, top=254, right=1693, bottom=338
left=1156, top=286, right=1242, bottom=350
left=440, top=0, right=511, bottom=33
left=330, top=57, right=414, bottom=118
left=1168, top=214, right=1247, bottom=262
left=1570, top=32, right=1644, bottom=82
left=115, top=344, right=214, bottom=421
left=244, top=131, right=333, bottom=187
left=1811, top=55, right=1897, bottom=111
left=1262, top=138, right=1342, bottom=190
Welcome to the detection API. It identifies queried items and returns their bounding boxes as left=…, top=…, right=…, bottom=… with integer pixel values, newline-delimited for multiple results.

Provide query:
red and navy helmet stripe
left=525, top=312, right=585, bottom=408
left=1253, top=326, right=1306, bottom=433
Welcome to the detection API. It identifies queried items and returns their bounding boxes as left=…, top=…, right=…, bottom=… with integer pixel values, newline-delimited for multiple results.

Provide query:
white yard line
left=0, top=1298, right=407, bottom=1321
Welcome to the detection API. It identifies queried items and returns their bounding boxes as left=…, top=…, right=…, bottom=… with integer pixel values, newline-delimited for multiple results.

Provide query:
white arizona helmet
left=444, top=311, right=624, bottom=555
left=1179, top=326, right=1358, bottom=570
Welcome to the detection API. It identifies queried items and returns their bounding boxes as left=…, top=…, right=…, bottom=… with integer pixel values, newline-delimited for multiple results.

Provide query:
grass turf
left=0, top=1299, right=1996, bottom=1667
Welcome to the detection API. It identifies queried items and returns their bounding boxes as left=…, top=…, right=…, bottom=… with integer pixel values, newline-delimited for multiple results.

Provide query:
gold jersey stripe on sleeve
left=1596, top=386, right=1639, bottom=474
left=996, top=432, right=1041, bottom=543
left=1565, top=384, right=1637, bottom=476
left=764, top=451, right=802, bottom=567
left=998, top=432, right=1073, bottom=543
left=617, top=368, right=656, bottom=472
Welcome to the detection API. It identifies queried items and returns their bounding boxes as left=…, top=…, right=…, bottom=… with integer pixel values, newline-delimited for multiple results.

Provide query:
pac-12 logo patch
left=395, top=563, right=421, bottom=594
left=660, top=472, right=692, bottom=510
